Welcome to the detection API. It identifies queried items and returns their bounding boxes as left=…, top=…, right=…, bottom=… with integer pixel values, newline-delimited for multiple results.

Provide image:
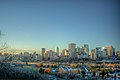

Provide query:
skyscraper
left=102, top=49, right=108, bottom=58
left=44, top=50, right=49, bottom=61
left=54, top=47, right=59, bottom=56
left=95, top=47, right=102, bottom=59
left=49, top=50, right=53, bottom=60
left=76, top=46, right=81, bottom=53
left=105, top=46, right=115, bottom=57
left=84, top=44, right=89, bottom=54
left=90, top=49, right=96, bottom=60
left=68, top=43, right=76, bottom=58
left=68, top=43, right=76, bottom=52
left=41, top=48, right=45, bottom=60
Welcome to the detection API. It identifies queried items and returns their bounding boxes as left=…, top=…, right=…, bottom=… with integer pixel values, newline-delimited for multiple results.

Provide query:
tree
left=0, top=30, right=8, bottom=53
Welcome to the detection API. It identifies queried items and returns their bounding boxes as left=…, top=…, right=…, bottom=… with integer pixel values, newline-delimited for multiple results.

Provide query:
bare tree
left=0, top=30, right=8, bottom=53
left=0, top=42, right=8, bottom=51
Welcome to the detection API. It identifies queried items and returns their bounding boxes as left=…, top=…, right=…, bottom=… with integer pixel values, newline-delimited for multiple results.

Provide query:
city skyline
left=0, top=0, right=120, bottom=51
left=3, top=43, right=117, bottom=54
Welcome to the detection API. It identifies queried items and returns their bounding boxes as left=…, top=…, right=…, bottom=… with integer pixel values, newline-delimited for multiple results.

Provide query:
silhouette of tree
left=0, top=30, right=8, bottom=53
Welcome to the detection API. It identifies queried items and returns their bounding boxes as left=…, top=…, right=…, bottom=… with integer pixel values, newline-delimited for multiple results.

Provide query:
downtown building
left=49, top=50, right=53, bottom=61
left=41, top=48, right=45, bottom=60
left=83, top=44, right=89, bottom=54
left=44, top=50, right=49, bottom=61
left=32, top=51, right=42, bottom=61
left=78, top=47, right=89, bottom=60
left=90, top=49, right=96, bottom=60
left=105, top=46, right=115, bottom=57
left=68, top=43, right=76, bottom=59
left=77, top=44, right=90, bottom=60
left=43, top=50, right=56, bottom=61
left=54, top=47, right=59, bottom=56
left=95, top=46, right=115, bottom=60
left=90, top=47, right=107, bottom=60
left=62, top=49, right=69, bottom=57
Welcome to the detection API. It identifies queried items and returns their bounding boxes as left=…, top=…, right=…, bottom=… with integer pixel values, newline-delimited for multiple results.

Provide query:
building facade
left=41, top=48, right=45, bottom=60
left=84, top=44, right=89, bottom=54
left=54, top=47, right=59, bottom=56
left=68, top=43, right=76, bottom=58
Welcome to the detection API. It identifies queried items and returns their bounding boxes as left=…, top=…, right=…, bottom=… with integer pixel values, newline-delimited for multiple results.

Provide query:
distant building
left=41, top=48, right=45, bottom=60
left=54, top=47, right=59, bottom=56
left=84, top=44, right=89, bottom=54
left=36, top=54, right=41, bottom=61
left=90, top=49, right=96, bottom=60
left=113, top=48, right=115, bottom=56
left=49, top=50, right=53, bottom=60
left=76, top=46, right=81, bottom=53
left=95, top=47, right=102, bottom=59
left=116, top=51, right=120, bottom=57
left=33, top=51, right=37, bottom=60
left=105, top=46, right=115, bottom=57
left=80, top=47, right=84, bottom=54
left=62, top=49, right=68, bottom=57
left=102, top=47, right=108, bottom=58
left=97, top=51, right=103, bottom=59
left=68, top=43, right=76, bottom=58
left=44, top=50, right=49, bottom=61
left=78, top=52, right=88, bottom=60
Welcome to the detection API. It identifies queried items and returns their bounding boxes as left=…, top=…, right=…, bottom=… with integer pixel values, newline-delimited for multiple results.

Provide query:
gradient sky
left=0, top=0, right=120, bottom=51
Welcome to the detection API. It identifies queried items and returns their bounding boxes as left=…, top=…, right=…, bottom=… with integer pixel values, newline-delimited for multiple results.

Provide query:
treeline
left=0, top=62, right=44, bottom=80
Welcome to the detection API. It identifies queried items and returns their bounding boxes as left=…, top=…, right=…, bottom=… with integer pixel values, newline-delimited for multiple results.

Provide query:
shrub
left=44, top=68, right=50, bottom=74
left=49, top=72, right=54, bottom=75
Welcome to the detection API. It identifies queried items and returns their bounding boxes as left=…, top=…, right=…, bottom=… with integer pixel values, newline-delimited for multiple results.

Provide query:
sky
left=0, top=0, right=120, bottom=52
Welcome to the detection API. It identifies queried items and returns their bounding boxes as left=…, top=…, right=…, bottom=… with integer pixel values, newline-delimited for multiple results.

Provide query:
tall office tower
left=54, top=47, right=59, bottom=56
left=80, top=47, right=85, bottom=53
left=84, top=44, right=89, bottom=54
left=90, top=49, right=96, bottom=60
left=44, top=50, right=49, bottom=60
left=95, top=47, right=102, bottom=58
left=76, top=46, right=81, bottom=53
left=41, top=48, right=45, bottom=60
left=49, top=50, right=53, bottom=60
left=68, top=43, right=76, bottom=58
left=102, top=47, right=108, bottom=58
left=105, top=46, right=114, bottom=57
left=113, top=48, right=115, bottom=56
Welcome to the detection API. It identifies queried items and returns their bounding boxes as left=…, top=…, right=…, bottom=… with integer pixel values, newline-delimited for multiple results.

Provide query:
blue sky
left=0, top=0, right=120, bottom=51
